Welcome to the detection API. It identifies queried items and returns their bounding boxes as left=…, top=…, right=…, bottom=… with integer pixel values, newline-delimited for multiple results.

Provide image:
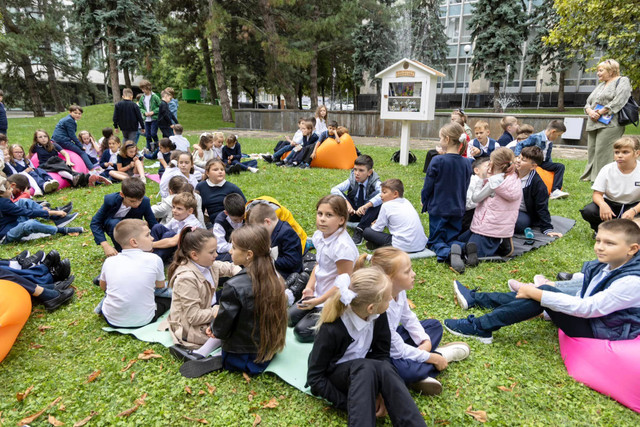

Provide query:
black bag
left=391, top=150, right=416, bottom=163
left=615, top=78, right=639, bottom=127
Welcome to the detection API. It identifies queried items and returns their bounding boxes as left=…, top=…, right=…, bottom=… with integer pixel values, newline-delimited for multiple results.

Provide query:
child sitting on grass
left=263, top=118, right=305, bottom=164
left=99, top=136, right=129, bottom=182
left=117, top=141, right=146, bottom=183
left=169, top=124, right=190, bottom=152
left=445, top=219, right=640, bottom=344
left=5, top=144, right=59, bottom=194
left=6, top=175, right=32, bottom=202
left=91, top=177, right=157, bottom=256
left=463, top=157, right=490, bottom=232
left=159, top=151, right=200, bottom=198
left=196, top=158, right=246, bottom=225
left=467, top=121, right=497, bottom=158
left=222, top=135, right=258, bottom=173
left=153, top=176, right=205, bottom=226
left=497, top=116, right=518, bottom=147
left=98, top=219, right=169, bottom=328
left=213, top=193, right=245, bottom=262
left=151, top=192, right=204, bottom=263
left=363, top=179, right=427, bottom=253
left=283, top=120, right=319, bottom=168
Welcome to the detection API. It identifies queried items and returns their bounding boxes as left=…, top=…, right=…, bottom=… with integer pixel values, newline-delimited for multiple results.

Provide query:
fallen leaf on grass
left=407, top=299, right=416, bottom=309
left=38, top=325, right=53, bottom=333
left=465, top=405, right=488, bottom=423
left=95, top=337, right=103, bottom=342
left=261, top=397, right=278, bottom=409
left=16, top=385, right=34, bottom=402
left=498, top=382, right=518, bottom=392
left=67, top=232, right=81, bottom=237
left=121, top=359, right=137, bottom=371
left=130, top=372, right=135, bottom=383
left=185, top=386, right=192, bottom=395
left=19, top=396, right=62, bottom=424
left=437, top=294, right=444, bottom=300
left=85, top=370, right=101, bottom=383
left=252, top=413, right=261, bottom=427
left=58, top=403, right=66, bottom=411
left=243, top=372, right=251, bottom=384
left=484, top=363, right=491, bottom=369
left=72, top=411, right=98, bottom=427
left=198, top=390, right=205, bottom=396
left=435, top=420, right=450, bottom=425
left=231, top=388, right=237, bottom=394
left=182, top=416, right=208, bottom=424
left=75, top=289, right=87, bottom=299
left=29, top=342, right=43, bottom=349
left=138, top=349, right=162, bottom=360
left=205, top=383, right=216, bottom=394
left=455, top=388, right=460, bottom=398
left=48, top=414, right=64, bottom=426
left=116, top=393, right=147, bottom=417
left=67, top=320, right=79, bottom=326
left=248, top=390, right=257, bottom=402
left=81, top=242, right=88, bottom=247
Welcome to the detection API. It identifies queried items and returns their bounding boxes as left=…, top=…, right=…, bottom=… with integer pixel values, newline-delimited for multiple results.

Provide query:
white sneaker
left=43, top=180, right=60, bottom=193
left=410, top=377, right=442, bottom=395
left=549, top=189, right=569, bottom=200
left=437, top=342, right=470, bottom=362
left=248, top=167, right=259, bottom=173
left=507, top=279, right=534, bottom=292
left=533, top=274, right=553, bottom=287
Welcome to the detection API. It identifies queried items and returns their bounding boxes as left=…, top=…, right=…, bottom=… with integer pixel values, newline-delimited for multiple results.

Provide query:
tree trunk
left=200, top=37, right=218, bottom=103
left=277, top=95, right=281, bottom=109
left=493, top=82, right=500, bottom=112
left=43, top=40, right=65, bottom=112
left=106, top=26, right=121, bottom=103
left=209, top=32, right=233, bottom=122
left=123, top=66, right=132, bottom=89
left=230, top=75, right=239, bottom=110
left=310, top=44, right=318, bottom=110
left=321, top=84, right=325, bottom=105
left=557, top=69, right=565, bottom=112
left=298, top=82, right=303, bottom=110
left=19, top=55, right=44, bottom=117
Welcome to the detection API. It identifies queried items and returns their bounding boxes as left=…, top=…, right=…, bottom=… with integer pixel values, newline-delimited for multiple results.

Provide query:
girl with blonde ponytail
left=307, top=267, right=426, bottom=426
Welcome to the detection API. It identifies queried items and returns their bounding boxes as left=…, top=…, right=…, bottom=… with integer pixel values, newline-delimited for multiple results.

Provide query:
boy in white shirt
left=462, top=157, right=489, bottom=231
left=362, top=179, right=427, bottom=253
left=151, top=192, right=203, bottom=262
left=152, top=176, right=205, bottom=226
left=98, top=219, right=168, bottom=328
left=169, top=124, right=190, bottom=152
left=262, top=118, right=305, bottom=163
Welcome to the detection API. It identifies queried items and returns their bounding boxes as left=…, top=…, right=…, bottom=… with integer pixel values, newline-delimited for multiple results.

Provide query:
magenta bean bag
left=30, top=152, right=89, bottom=189
left=559, top=330, right=640, bottom=413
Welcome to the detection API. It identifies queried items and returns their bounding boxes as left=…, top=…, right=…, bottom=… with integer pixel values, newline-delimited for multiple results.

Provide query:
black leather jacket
left=211, top=269, right=260, bottom=354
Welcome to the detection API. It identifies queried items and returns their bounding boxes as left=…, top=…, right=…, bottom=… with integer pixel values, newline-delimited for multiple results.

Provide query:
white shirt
left=170, top=135, right=190, bottom=152
left=193, top=148, right=214, bottom=168
left=152, top=193, right=205, bottom=227
left=592, top=161, right=640, bottom=205
left=100, top=249, right=165, bottom=327
left=315, top=118, right=327, bottom=136
left=466, top=174, right=485, bottom=210
left=541, top=264, right=640, bottom=318
left=292, top=129, right=303, bottom=145
left=312, top=229, right=359, bottom=305
left=371, top=198, right=427, bottom=252
left=107, top=149, right=118, bottom=169
left=143, top=94, right=152, bottom=122
left=387, top=291, right=431, bottom=362
left=113, top=202, right=132, bottom=219
left=83, top=142, right=98, bottom=158
left=159, top=167, right=199, bottom=198
left=166, top=213, right=203, bottom=234
left=213, top=215, right=243, bottom=254
left=336, top=307, right=379, bottom=364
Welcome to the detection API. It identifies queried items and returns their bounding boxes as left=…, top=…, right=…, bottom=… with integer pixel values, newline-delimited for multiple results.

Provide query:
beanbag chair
left=246, top=196, right=308, bottom=251
left=0, top=280, right=31, bottom=363
left=310, top=134, right=358, bottom=170
left=536, top=167, right=554, bottom=195
left=30, top=151, right=89, bottom=189
left=558, top=330, right=640, bottom=413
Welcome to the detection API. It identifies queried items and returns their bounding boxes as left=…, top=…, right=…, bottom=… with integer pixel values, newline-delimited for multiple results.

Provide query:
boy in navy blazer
left=90, top=178, right=157, bottom=256
left=51, top=105, right=97, bottom=170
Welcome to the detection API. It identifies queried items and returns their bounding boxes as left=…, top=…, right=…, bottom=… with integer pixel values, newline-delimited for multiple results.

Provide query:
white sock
left=193, top=338, right=222, bottom=357
left=59, top=171, right=73, bottom=180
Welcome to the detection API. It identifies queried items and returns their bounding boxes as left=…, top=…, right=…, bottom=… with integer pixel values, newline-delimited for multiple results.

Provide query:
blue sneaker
left=444, top=316, right=493, bottom=344
left=453, top=280, right=475, bottom=310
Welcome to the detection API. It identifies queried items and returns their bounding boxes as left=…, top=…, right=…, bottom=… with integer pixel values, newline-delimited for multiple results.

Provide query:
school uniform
left=468, top=138, right=498, bottom=158
left=213, top=211, right=243, bottom=261
left=170, top=134, right=190, bottom=152
left=151, top=213, right=203, bottom=262
left=363, top=197, right=427, bottom=252
left=288, top=229, right=358, bottom=342
left=0, top=100, right=7, bottom=135
left=193, top=148, right=217, bottom=169
left=195, top=179, right=246, bottom=222
left=116, top=154, right=142, bottom=177
left=421, top=153, right=472, bottom=261
left=497, top=131, right=514, bottom=147
left=514, top=131, right=565, bottom=192
left=157, top=151, right=171, bottom=177
left=222, top=142, right=257, bottom=170
left=463, top=174, right=484, bottom=231
left=32, top=143, right=79, bottom=181
left=51, top=114, right=96, bottom=170
left=158, top=100, right=178, bottom=138
left=516, top=170, right=554, bottom=234
left=307, top=310, right=426, bottom=427
left=0, top=197, right=54, bottom=243
left=286, top=133, right=319, bottom=165
left=113, top=99, right=145, bottom=142
left=99, top=149, right=118, bottom=171
left=331, top=170, right=382, bottom=231
left=99, top=249, right=167, bottom=328
left=152, top=193, right=206, bottom=227
left=159, top=167, right=199, bottom=198
left=270, top=220, right=303, bottom=278
left=90, top=192, right=157, bottom=251
left=9, top=159, right=54, bottom=191
left=272, top=130, right=303, bottom=161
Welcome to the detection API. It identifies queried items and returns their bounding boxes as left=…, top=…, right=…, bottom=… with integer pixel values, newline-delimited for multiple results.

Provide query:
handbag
left=614, top=78, right=639, bottom=127
left=391, top=150, right=416, bottom=163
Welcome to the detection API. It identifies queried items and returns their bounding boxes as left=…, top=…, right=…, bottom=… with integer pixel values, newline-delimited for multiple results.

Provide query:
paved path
left=186, top=128, right=588, bottom=161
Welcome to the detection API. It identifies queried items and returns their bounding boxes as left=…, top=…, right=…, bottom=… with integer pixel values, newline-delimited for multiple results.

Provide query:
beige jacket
left=584, top=76, right=632, bottom=131
left=165, top=260, right=240, bottom=348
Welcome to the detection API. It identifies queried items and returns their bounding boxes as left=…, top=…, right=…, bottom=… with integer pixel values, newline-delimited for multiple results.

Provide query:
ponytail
left=167, top=227, right=214, bottom=282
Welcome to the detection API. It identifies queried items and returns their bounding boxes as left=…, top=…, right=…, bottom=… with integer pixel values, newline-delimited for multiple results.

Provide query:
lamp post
left=461, top=44, right=471, bottom=109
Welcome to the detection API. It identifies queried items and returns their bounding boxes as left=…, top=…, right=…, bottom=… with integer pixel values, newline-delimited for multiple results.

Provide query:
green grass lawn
left=1, top=105, right=639, bottom=425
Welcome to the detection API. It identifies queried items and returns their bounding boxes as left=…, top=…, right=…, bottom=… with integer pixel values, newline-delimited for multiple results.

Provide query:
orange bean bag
left=536, top=167, right=554, bottom=195
left=310, top=134, right=358, bottom=170
left=0, top=280, right=31, bottom=363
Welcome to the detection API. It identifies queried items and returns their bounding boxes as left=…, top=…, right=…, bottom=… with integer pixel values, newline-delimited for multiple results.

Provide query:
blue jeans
left=56, top=140, right=97, bottom=169
left=4, top=199, right=57, bottom=243
left=391, top=319, right=443, bottom=384
left=273, top=144, right=293, bottom=161
left=221, top=351, right=270, bottom=375
left=144, top=120, right=159, bottom=150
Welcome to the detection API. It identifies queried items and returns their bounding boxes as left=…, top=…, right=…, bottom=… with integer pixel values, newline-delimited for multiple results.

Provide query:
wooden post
left=399, top=120, right=410, bottom=166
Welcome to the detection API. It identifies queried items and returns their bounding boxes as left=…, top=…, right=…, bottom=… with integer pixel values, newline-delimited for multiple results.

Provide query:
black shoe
left=302, top=252, right=316, bottom=263
left=228, top=164, right=241, bottom=174
left=12, top=249, right=30, bottom=264
left=19, top=250, right=45, bottom=269
left=42, top=250, right=61, bottom=269
left=284, top=272, right=300, bottom=289
left=465, top=242, right=478, bottom=267
left=54, top=275, right=75, bottom=291
left=288, top=272, right=309, bottom=302
left=56, top=202, right=73, bottom=214
left=275, top=161, right=284, bottom=167
left=50, top=258, right=71, bottom=282
left=71, top=174, right=82, bottom=187
left=38, top=201, right=51, bottom=208
left=352, top=228, right=364, bottom=245
left=449, top=244, right=465, bottom=274
left=169, top=345, right=205, bottom=362
left=262, top=154, right=273, bottom=163
left=53, top=212, right=78, bottom=227
left=179, top=354, right=224, bottom=378
left=496, top=237, right=514, bottom=257
left=43, top=287, right=74, bottom=311
left=365, top=241, right=377, bottom=251
left=93, top=276, right=101, bottom=287
left=556, top=272, right=574, bottom=281
left=56, top=226, right=84, bottom=236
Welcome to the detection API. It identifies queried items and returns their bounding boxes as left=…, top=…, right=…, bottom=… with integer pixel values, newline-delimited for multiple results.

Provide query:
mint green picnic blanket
left=103, top=318, right=313, bottom=394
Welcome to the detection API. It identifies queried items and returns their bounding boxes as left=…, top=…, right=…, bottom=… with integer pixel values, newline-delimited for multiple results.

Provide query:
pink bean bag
left=30, top=151, right=89, bottom=189
left=559, top=330, right=640, bottom=413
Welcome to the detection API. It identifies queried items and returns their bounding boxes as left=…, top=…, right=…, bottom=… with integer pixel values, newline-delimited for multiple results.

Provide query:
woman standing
left=581, top=59, right=632, bottom=181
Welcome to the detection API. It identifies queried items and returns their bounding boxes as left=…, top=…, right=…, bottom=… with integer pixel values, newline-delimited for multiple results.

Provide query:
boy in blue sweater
left=51, top=105, right=97, bottom=170
left=514, top=120, right=569, bottom=200
left=445, top=219, right=640, bottom=344
left=90, top=177, right=157, bottom=257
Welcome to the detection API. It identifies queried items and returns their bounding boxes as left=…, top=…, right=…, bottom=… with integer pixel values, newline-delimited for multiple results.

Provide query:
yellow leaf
left=122, top=359, right=137, bottom=372
left=182, top=415, right=208, bottom=424
left=206, top=383, right=216, bottom=394
left=243, top=372, right=251, bottom=384
left=85, top=370, right=101, bottom=383
left=19, top=397, right=62, bottom=425
left=185, top=386, right=192, bottom=395
left=407, top=299, right=416, bottom=309
left=138, top=349, right=162, bottom=360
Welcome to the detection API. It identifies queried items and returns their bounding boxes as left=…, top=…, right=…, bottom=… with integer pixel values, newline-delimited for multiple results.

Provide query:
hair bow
left=336, top=275, right=357, bottom=305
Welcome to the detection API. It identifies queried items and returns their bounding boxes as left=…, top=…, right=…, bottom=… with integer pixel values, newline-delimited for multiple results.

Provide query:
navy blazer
left=99, top=150, right=117, bottom=169
left=51, top=114, right=80, bottom=147
left=271, top=220, right=303, bottom=278
left=90, top=192, right=157, bottom=244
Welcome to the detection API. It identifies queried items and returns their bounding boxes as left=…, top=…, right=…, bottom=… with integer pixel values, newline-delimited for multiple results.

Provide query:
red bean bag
left=30, top=151, right=89, bottom=189
left=310, top=134, right=358, bottom=170
left=559, top=330, right=640, bottom=413
left=0, top=280, right=31, bottom=363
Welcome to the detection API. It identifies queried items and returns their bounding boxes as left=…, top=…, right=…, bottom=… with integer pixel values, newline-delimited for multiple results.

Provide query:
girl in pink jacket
left=460, top=148, right=522, bottom=258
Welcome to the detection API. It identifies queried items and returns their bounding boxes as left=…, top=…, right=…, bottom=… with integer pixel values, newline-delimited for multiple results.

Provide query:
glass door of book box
left=388, top=82, right=422, bottom=113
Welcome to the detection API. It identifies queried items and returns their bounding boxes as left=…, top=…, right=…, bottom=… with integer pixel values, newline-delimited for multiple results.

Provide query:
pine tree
left=466, top=0, right=528, bottom=111
left=410, top=0, right=449, bottom=74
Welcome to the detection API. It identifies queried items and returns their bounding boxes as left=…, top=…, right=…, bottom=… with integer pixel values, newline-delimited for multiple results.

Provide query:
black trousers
left=346, top=193, right=381, bottom=230
left=329, top=358, right=426, bottom=427
left=288, top=305, right=321, bottom=342
left=362, top=228, right=393, bottom=249
left=539, top=161, right=565, bottom=192
left=580, top=200, right=638, bottom=231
